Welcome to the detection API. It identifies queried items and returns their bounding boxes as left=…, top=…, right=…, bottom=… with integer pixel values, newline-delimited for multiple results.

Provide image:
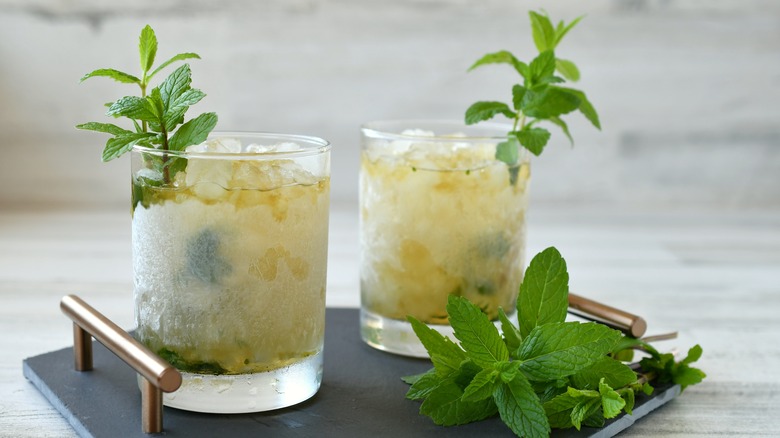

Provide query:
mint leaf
left=517, top=246, right=569, bottom=338
left=102, top=132, right=156, bottom=162
left=511, top=85, right=526, bottom=111
left=80, top=69, right=141, bottom=84
left=599, top=378, right=625, bottom=419
left=529, top=50, right=556, bottom=84
left=461, top=368, right=499, bottom=402
left=164, top=89, right=205, bottom=130
left=555, top=87, right=601, bottom=129
left=518, top=322, right=622, bottom=381
left=107, top=96, right=159, bottom=123
left=419, top=378, right=498, bottom=426
left=497, top=308, right=522, bottom=355
left=150, top=53, right=202, bottom=80
left=514, top=127, right=551, bottom=156
left=522, top=87, right=581, bottom=119
left=682, top=344, right=703, bottom=365
left=168, top=112, right=218, bottom=152
left=674, top=365, right=707, bottom=390
left=76, top=122, right=133, bottom=136
left=494, top=374, right=550, bottom=437
left=495, top=137, right=520, bottom=168
left=555, top=58, right=580, bottom=82
left=159, top=64, right=193, bottom=110
left=570, top=357, right=638, bottom=390
left=547, top=116, right=573, bottom=145
left=464, top=101, right=516, bottom=125
left=618, top=388, right=635, bottom=415
left=529, top=11, right=556, bottom=52
left=405, top=368, right=440, bottom=400
left=570, top=397, right=600, bottom=430
left=468, top=50, right=528, bottom=77
left=554, top=16, right=584, bottom=47
left=408, top=316, right=467, bottom=377
left=139, top=25, right=158, bottom=73
left=465, top=10, right=599, bottom=159
left=446, top=295, right=508, bottom=367
left=495, top=360, right=522, bottom=384
left=544, top=393, right=578, bottom=428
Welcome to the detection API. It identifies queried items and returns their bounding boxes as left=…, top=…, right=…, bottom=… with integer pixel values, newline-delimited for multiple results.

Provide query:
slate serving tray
left=23, top=308, right=679, bottom=437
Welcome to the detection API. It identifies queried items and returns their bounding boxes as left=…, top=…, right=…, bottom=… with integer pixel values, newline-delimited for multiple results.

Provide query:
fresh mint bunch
left=77, top=25, right=217, bottom=183
left=403, top=247, right=705, bottom=437
left=465, top=11, right=601, bottom=174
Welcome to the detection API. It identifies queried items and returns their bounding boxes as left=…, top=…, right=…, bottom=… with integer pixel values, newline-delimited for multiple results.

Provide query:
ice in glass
left=360, top=121, right=530, bottom=357
left=132, top=133, right=330, bottom=413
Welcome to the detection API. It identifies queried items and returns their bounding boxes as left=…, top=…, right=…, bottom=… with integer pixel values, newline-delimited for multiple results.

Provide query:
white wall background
left=1, top=0, right=778, bottom=210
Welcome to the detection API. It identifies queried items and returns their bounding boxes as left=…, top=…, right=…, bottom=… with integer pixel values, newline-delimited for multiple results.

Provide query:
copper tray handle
left=60, top=295, right=182, bottom=434
left=568, top=293, right=648, bottom=338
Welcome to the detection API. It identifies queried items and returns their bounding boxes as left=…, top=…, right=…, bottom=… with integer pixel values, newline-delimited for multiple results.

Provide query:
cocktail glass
left=359, top=120, right=530, bottom=357
left=131, top=132, right=330, bottom=413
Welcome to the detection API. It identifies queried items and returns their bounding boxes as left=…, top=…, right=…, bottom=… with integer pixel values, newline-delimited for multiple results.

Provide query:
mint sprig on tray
left=403, top=247, right=705, bottom=437
left=77, top=25, right=217, bottom=183
left=465, top=11, right=601, bottom=173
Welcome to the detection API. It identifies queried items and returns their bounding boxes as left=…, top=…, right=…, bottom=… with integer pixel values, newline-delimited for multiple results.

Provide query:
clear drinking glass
left=359, top=120, right=530, bottom=357
left=131, top=132, right=330, bottom=413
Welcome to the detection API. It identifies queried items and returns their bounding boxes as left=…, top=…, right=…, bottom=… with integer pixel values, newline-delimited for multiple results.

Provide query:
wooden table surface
left=2, top=204, right=779, bottom=437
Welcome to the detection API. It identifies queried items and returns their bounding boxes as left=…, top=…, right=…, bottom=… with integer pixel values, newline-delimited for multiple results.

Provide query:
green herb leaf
left=514, top=127, right=551, bottom=156
left=570, top=357, right=638, bottom=390
left=529, top=50, right=557, bottom=84
left=405, top=368, right=440, bottom=400
left=544, top=392, right=578, bottom=428
left=80, top=68, right=141, bottom=84
left=102, top=132, right=156, bottom=162
left=571, top=397, right=602, bottom=430
left=554, top=16, right=585, bottom=47
left=149, top=52, right=201, bottom=80
left=408, top=316, right=467, bottom=377
left=461, top=368, right=499, bottom=402
left=159, top=64, right=193, bottom=110
left=529, top=11, right=556, bottom=52
left=106, top=96, right=158, bottom=122
left=494, top=374, right=550, bottom=437
left=554, top=87, right=601, bottom=129
left=518, top=322, right=622, bottom=381
left=138, top=25, right=158, bottom=73
left=495, top=136, right=520, bottom=167
left=168, top=112, right=218, bottom=152
left=464, top=101, right=516, bottom=125
left=468, top=50, right=528, bottom=77
left=419, top=378, right=498, bottom=426
left=599, top=379, right=625, bottom=419
left=547, top=116, right=573, bottom=145
left=682, top=344, right=703, bottom=365
left=522, top=87, right=581, bottom=119
left=517, top=246, right=569, bottom=338
left=511, top=85, right=526, bottom=111
left=76, top=122, right=133, bottom=136
left=497, top=308, right=522, bottom=355
left=555, top=58, right=581, bottom=82
left=446, top=295, right=509, bottom=367
left=619, top=388, right=635, bottom=415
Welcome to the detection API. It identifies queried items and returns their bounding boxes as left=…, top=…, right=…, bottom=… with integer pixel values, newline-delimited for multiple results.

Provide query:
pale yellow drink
left=360, top=121, right=530, bottom=357
left=132, top=134, right=330, bottom=413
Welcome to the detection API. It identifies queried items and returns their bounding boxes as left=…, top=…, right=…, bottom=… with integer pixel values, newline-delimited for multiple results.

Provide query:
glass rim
left=361, top=119, right=514, bottom=142
left=131, top=131, right=330, bottom=159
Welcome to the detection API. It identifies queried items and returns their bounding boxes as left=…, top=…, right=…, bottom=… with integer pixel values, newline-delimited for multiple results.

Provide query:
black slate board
left=23, top=308, right=679, bottom=437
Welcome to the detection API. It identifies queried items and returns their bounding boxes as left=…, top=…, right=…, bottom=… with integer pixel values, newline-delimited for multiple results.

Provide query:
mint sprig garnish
left=404, top=247, right=705, bottom=436
left=77, top=25, right=217, bottom=183
left=465, top=11, right=601, bottom=177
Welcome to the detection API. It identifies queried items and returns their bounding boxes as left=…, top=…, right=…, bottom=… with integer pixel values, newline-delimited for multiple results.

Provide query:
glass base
left=360, top=308, right=512, bottom=358
left=160, top=351, right=323, bottom=413
left=359, top=308, right=455, bottom=358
